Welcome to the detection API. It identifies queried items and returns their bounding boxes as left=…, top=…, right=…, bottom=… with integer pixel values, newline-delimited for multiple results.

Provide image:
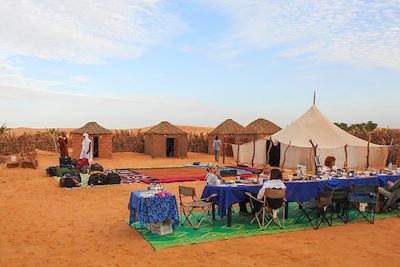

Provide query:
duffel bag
left=59, top=175, right=80, bottom=188
left=76, top=158, right=89, bottom=171
left=107, top=173, right=121, bottom=184
left=46, top=166, right=58, bottom=177
left=60, top=156, right=72, bottom=166
left=57, top=167, right=71, bottom=177
left=88, top=174, right=109, bottom=186
left=68, top=169, right=81, bottom=182
left=90, top=163, right=104, bottom=172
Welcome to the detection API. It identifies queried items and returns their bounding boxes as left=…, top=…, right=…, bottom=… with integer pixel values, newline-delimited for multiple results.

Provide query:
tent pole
left=385, top=138, right=394, bottom=165
left=236, top=142, right=240, bottom=165
left=281, top=141, right=291, bottom=171
left=222, top=135, right=225, bottom=164
left=366, top=135, right=371, bottom=170
left=309, top=140, right=318, bottom=174
left=344, top=144, right=348, bottom=170
left=266, top=137, right=273, bottom=165
left=251, top=135, right=256, bottom=167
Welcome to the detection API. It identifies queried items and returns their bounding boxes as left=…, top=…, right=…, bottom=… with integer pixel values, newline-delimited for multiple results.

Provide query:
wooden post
left=281, top=141, right=291, bottom=171
left=236, top=142, right=240, bottom=165
left=222, top=135, right=226, bottom=164
left=309, top=140, right=318, bottom=174
left=251, top=135, right=256, bottom=167
left=366, top=134, right=371, bottom=170
left=386, top=138, right=395, bottom=166
left=344, top=144, right=348, bottom=170
left=265, top=137, right=273, bottom=166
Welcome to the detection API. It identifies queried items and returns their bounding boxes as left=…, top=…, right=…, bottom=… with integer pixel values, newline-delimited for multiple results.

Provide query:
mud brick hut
left=71, top=122, right=113, bottom=159
left=207, top=119, right=245, bottom=158
left=241, top=118, right=282, bottom=166
left=242, top=118, right=281, bottom=141
left=144, top=121, right=188, bottom=158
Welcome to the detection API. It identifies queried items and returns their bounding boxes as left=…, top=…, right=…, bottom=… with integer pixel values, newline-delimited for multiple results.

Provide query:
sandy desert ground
left=1, top=151, right=400, bottom=267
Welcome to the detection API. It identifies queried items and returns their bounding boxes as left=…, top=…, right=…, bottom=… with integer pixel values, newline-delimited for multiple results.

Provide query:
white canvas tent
left=233, top=105, right=388, bottom=170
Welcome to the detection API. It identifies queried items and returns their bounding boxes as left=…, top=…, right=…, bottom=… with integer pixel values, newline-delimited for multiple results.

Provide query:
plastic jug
left=388, top=162, right=393, bottom=171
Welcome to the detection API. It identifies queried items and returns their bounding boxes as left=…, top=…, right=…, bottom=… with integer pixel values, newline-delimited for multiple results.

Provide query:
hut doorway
left=223, top=136, right=236, bottom=157
left=93, top=136, right=99, bottom=158
left=166, top=138, right=175, bottom=157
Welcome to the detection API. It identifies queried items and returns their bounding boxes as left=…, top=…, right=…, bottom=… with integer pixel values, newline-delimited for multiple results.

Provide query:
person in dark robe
left=58, top=132, right=68, bottom=157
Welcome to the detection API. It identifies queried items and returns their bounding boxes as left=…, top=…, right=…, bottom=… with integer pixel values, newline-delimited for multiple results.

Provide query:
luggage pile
left=46, top=157, right=121, bottom=188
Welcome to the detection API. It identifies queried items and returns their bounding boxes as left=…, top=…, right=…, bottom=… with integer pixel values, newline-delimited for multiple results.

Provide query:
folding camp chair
left=178, top=186, right=217, bottom=230
left=296, top=191, right=333, bottom=230
left=348, top=184, right=378, bottom=224
left=381, top=188, right=400, bottom=216
left=245, top=188, right=286, bottom=230
left=326, top=187, right=351, bottom=223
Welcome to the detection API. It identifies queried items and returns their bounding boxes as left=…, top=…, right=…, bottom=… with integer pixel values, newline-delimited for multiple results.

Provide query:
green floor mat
left=128, top=204, right=399, bottom=250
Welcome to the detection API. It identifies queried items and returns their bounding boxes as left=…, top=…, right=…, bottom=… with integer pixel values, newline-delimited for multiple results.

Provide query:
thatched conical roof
left=242, top=118, right=281, bottom=135
left=145, top=121, right=187, bottom=135
left=71, top=122, right=112, bottom=135
left=209, top=119, right=244, bottom=135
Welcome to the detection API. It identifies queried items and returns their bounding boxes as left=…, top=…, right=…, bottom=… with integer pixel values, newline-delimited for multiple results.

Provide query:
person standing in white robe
left=80, top=133, right=93, bottom=163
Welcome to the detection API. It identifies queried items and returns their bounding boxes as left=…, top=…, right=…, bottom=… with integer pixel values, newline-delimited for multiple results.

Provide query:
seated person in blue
left=251, top=169, right=286, bottom=214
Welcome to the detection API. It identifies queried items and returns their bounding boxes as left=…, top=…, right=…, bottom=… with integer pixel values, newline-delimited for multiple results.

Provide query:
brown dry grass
left=9, top=125, right=213, bottom=136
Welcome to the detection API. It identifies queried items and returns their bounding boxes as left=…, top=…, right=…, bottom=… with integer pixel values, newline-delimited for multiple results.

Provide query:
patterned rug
left=128, top=203, right=399, bottom=250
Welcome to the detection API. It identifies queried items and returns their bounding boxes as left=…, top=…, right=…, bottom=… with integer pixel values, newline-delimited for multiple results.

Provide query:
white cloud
left=0, top=0, right=186, bottom=64
left=69, top=75, right=88, bottom=83
left=202, top=0, right=400, bottom=71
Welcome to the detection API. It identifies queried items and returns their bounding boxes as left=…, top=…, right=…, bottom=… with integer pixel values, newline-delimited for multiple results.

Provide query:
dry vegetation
left=0, top=132, right=56, bottom=154
left=351, top=128, right=400, bottom=163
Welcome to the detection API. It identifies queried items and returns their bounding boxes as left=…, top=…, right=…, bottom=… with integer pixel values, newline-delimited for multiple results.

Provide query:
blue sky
left=0, top=0, right=399, bottom=129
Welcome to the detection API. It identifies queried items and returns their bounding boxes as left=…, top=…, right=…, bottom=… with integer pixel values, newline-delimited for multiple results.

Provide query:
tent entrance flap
left=93, top=136, right=99, bottom=158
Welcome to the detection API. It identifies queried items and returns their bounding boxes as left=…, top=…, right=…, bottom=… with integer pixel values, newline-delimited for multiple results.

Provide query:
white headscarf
left=80, top=133, right=93, bottom=163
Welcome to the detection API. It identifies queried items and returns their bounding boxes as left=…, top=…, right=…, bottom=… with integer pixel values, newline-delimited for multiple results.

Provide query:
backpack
left=46, top=166, right=58, bottom=177
left=88, top=174, right=109, bottom=186
left=59, top=175, right=80, bottom=188
left=57, top=167, right=72, bottom=177
left=68, top=169, right=81, bottom=182
left=90, top=163, right=104, bottom=172
left=71, top=159, right=77, bottom=168
left=80, top=165, right=89, bottom=174
left=59, top=156, right=72, bottom=168
left=107, top=173, right=121, bottom=184
left=76, top=158, right=89, bottom=172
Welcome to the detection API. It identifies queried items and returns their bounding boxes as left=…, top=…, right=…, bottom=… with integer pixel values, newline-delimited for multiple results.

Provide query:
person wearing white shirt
left=257, top=169, right=287, bottom=199
left=259, top=164, right=271, bottom=180
left=212, top=136, right=222, bottom=162
left=205, top=164, right=223, bottom=185
left=250, top=169, right=286, bottom=214
left=205, top=163, right=251, bottom=215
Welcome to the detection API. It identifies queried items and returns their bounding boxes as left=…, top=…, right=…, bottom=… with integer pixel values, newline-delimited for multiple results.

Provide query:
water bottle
left=388, top=162, right=393, bottom=171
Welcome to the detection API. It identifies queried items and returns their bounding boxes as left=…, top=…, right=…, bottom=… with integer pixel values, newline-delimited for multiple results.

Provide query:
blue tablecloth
left=202, top=175, right=400, bottom=218
left=128, top=191, right=180, bottom=228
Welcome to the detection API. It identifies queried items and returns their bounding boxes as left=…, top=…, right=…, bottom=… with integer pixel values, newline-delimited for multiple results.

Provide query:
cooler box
left=146, top=221, right=173, bottom=235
